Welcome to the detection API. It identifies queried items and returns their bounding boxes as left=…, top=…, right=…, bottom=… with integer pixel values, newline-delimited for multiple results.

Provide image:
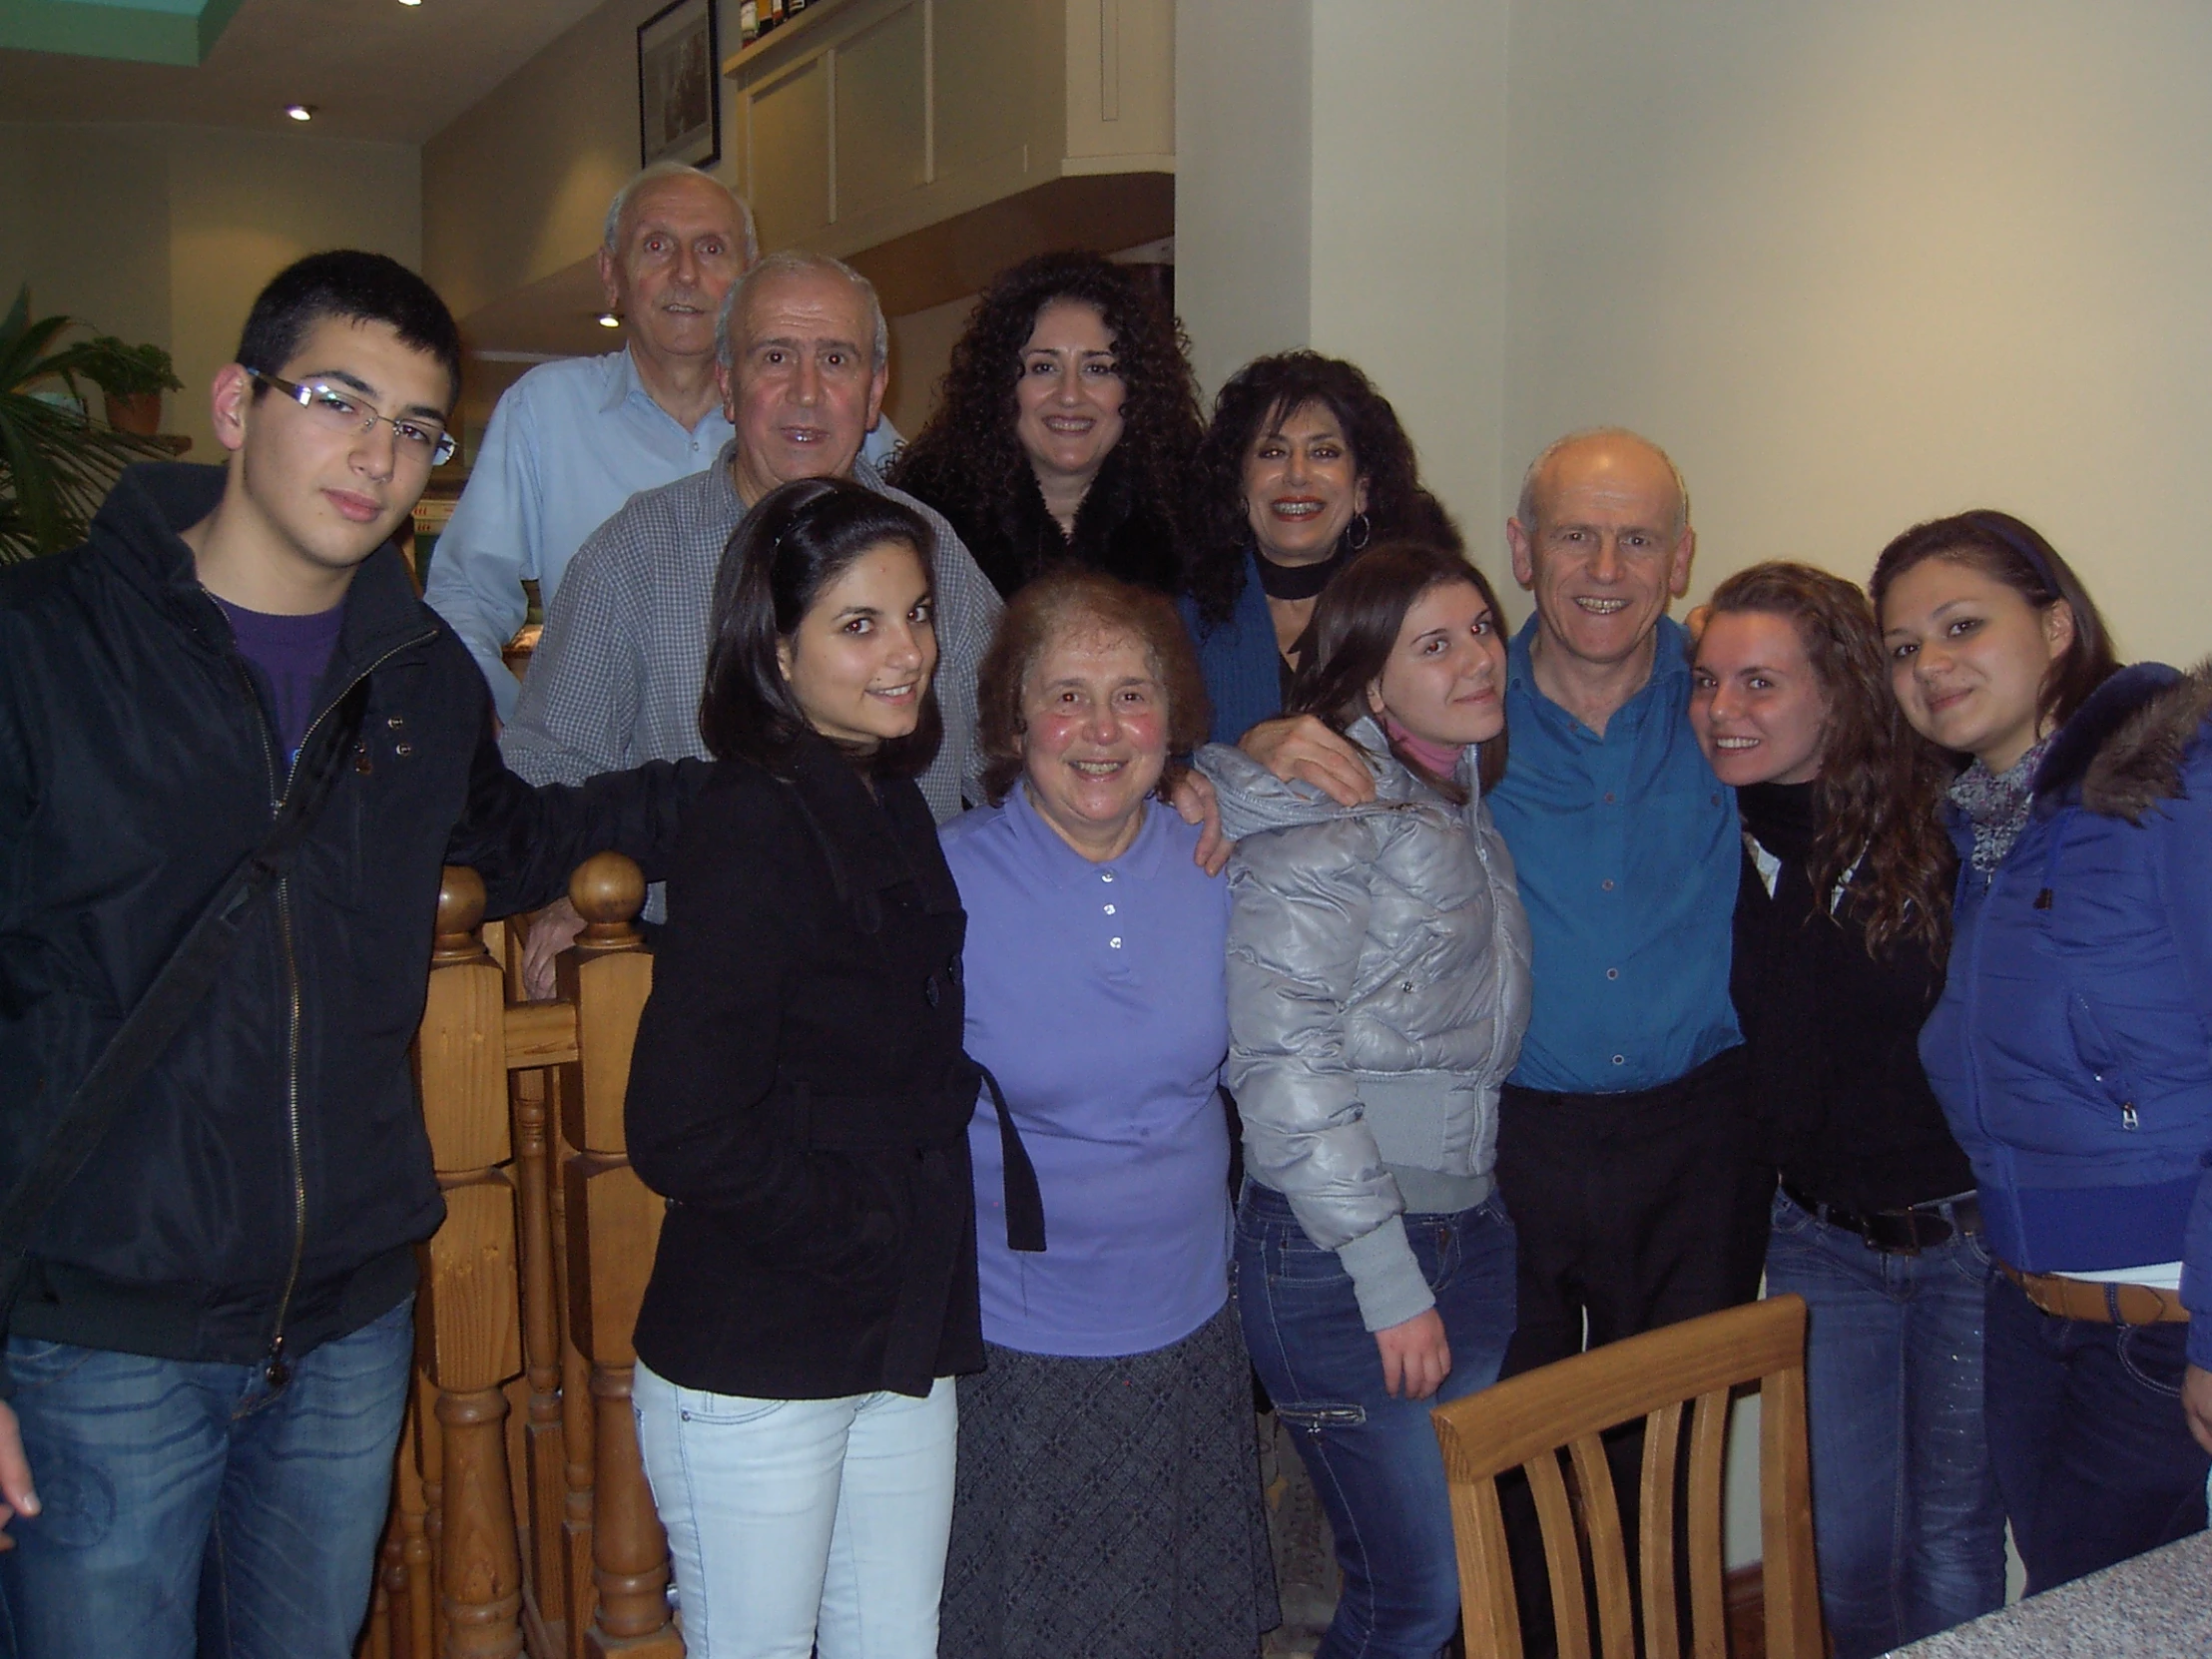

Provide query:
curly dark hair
left=974, top=565, right=1211, bottom=808
left=886, top=252, right=1203, bottom=591
left=1185, top=351, right=1459, bottom=631
left=1700, top=562, right=1954, bottom=958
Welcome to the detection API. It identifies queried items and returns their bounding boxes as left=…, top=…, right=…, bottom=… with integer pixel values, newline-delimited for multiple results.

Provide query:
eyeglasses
left=248, top=369, right=457, bottom=467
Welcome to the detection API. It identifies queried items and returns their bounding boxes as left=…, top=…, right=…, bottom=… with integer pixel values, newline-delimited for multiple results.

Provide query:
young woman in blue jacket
left=1873, top=510, right=2212, bottom=1593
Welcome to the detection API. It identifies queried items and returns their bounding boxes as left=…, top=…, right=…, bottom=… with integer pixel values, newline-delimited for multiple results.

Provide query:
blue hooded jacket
left=1921, top=660, right=2212, bottom=1367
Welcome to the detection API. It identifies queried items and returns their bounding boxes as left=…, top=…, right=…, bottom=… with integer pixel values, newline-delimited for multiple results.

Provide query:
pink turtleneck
left=1380, top=712, right=1467, bottom=782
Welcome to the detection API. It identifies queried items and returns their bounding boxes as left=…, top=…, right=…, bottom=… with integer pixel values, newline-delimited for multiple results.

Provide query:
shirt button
left=1109, top=937, right=1123, bottom=949
left=1601, top=878, right=1614, bottom=891
left=1612, top=1054, right=1626, bottom=1066
left=1101, top=871, right=1116, bottom=883
left=1103, top=903, right=1116, bottom=915
left=1603, top=792, right=1617, bottom=805
left=394, top=742, right=414, bottom=758
left=1606, top=967, right=1620, bottom=981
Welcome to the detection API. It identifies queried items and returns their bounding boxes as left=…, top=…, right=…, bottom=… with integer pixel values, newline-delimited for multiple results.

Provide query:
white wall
left=2, top=122, right=421, bottom=461
left=1180, top=0, right=2212, bottom=668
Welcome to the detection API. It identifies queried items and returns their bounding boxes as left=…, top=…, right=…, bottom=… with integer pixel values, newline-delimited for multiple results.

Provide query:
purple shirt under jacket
left=941, top=787, right=1233, bottom=1358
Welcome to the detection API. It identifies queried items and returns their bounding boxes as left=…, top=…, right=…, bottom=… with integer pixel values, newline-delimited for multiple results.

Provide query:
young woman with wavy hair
left=1690, top=561, right=2002, bottom=1657
left=1874, top=512, right=2212, bottom=1596
left=885, top=251, right=1202, bottom=602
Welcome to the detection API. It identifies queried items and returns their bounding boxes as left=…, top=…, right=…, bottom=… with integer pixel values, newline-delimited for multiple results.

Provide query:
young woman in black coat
left=624, top=478, right=997, bottom=1659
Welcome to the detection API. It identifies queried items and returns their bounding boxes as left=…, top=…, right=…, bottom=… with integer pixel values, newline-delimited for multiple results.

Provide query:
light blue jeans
left=1764, top=1189, right=2005, bottom=1659
left=0, top=1297, right=414, bottom=1659
left=632, top=1363, right=956, bottom=1659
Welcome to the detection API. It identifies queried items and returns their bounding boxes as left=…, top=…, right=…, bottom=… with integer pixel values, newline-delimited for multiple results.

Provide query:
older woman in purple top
left=937, top=568, right=1276, bottom=1658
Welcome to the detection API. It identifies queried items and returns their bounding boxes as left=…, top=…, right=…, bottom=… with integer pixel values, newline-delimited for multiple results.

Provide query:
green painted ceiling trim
left=0, top=0, right=250, bottom=67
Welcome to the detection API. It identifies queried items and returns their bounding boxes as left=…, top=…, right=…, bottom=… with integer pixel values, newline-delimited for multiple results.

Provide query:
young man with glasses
left=0, top=251, right=701, bottom=1659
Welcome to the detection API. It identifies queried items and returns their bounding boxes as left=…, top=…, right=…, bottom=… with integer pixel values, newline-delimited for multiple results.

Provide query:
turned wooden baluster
left=558, top=853, right=681, bottom=1658
left=395, top=1395, right=435, bottom=1659
left=552, top=1069, right=600, bottom=1659
left=512, top=1055, right=570, bottom=1640
left=417, top=867, right=526, bottom=1659
left=416, top=1367, right=447, bottom=1658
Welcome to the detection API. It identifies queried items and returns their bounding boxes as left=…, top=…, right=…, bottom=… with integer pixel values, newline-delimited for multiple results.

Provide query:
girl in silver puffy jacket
left=1197, top=541, right=1530, bottom=1659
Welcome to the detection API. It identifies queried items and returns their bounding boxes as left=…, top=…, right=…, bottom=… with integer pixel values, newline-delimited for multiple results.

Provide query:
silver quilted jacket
left=1198, top=718, right=1532, bottom=1330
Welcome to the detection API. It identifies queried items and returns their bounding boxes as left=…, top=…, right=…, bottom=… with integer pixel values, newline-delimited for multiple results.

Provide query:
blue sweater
left=1920, top=663, right=2212, bottom=1367
left=1182, top=551, right=1284, bottom=746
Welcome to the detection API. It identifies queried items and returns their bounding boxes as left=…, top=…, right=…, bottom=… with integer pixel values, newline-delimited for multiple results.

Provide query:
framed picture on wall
left=637, top=0, right=721, bottom=170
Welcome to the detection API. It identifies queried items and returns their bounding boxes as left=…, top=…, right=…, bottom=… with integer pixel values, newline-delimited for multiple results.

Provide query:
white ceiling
left=0, top=0, right=606, bottom=146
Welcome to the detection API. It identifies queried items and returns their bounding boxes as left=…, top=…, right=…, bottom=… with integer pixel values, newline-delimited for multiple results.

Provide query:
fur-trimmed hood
left=2030, top=658, right=2212, bottom=824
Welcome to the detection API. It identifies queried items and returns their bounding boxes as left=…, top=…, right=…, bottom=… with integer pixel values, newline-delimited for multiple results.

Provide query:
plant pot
left=103, top=391, right=162, bottom=435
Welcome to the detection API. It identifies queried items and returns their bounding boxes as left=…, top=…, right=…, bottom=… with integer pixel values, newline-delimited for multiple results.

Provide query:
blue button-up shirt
left=1485, top=614, right=1740, bottom=1093
left=425, top=346, right=897, bottom=718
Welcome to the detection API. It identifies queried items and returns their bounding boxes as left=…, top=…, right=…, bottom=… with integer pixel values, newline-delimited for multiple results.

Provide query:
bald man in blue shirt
left=1483, top=428, right=1748, bottom=1374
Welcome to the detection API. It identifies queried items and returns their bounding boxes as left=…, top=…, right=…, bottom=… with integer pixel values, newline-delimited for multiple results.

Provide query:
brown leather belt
left=1998, top=1262, right=2190, bottom=1326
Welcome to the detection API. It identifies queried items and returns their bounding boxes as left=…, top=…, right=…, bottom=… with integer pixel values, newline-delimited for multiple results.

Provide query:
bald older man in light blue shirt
left=427, top=162, right=895, bottom=716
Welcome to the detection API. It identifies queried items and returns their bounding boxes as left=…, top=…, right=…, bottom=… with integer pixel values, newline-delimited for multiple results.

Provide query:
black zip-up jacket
left=0, top=463, right=704, bottom=1382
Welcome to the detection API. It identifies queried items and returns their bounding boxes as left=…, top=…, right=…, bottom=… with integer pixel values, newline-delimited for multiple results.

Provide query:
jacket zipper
left=238, top=628, right=433, bottom=1388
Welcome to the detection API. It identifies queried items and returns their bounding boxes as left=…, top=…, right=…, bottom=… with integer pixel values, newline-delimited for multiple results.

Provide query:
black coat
left=928, top=449, right=1183, bottom=602
left=626, top=739, right=982, bottom=1399
left=0, top=463, right=701, bottom=1377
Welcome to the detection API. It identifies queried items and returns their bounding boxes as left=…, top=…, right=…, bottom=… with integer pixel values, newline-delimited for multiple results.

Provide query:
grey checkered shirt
left=501, top=446, right=1001, bottom=908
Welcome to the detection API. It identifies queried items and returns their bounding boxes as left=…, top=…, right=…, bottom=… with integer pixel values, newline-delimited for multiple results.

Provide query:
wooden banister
left=364, top=854, right=679, bottom=1659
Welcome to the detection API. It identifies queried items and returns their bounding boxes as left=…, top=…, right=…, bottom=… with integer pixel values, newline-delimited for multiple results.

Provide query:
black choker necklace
left=1254, top=540, right=1351, bottom=602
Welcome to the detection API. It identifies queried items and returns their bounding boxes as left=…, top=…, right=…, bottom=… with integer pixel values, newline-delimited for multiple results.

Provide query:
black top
left=927, top=448, right=1182, bottom=601
left=1730, top=781, right=1975, bottom=1213
left=626, top=737, right=983, bottom=1399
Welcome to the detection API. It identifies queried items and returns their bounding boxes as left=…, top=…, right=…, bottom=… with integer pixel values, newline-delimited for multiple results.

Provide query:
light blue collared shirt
left=1484, top=614, right=1741, bottom=1093
left=425, top=346, right=898, bottom=717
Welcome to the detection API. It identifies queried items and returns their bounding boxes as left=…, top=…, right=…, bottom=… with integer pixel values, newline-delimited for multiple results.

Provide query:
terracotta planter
left=104, top=391, right=163, bottom=435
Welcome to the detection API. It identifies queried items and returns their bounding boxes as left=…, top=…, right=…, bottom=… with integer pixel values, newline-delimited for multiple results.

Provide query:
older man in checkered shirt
left=499, top=250, right=997, bottom=976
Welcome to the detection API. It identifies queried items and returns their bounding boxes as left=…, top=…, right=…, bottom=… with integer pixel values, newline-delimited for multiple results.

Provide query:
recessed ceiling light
left=285, top=104, right=315, bottom=122
left=596, top=312, right=622, bottom=328
left=398, top=0, right=422, bottom=6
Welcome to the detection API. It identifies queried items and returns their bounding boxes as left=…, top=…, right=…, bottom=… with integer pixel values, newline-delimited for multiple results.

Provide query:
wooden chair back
left=1429, top=1294, right=1821, bottom=1659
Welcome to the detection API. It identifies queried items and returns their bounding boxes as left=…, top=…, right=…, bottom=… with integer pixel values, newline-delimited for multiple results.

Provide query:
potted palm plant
left=80, top=335, right=185, bottom=435
left=0, top=287, right=169, bottom=563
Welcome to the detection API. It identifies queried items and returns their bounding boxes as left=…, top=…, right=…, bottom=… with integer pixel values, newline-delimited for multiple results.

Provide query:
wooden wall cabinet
left=726, top=0, right=1174, bottom=313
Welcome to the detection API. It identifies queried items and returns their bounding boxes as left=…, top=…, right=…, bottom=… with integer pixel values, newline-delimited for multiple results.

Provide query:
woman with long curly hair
left=1181, top=351, right=1459, bottom=745
left=1689, top=562, right=2003, bottom=1656
left=886, top=251, right=1202, bottom=602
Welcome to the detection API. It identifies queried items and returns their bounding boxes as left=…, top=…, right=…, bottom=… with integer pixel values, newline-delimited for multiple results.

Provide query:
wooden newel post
left=417, top=867, right=526, bottom=1659
left=558, top=853, right=682, bottom=1658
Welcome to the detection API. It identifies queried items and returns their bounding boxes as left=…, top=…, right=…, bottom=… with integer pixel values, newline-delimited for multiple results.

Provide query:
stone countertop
left=1888, top=1533, right=2210, bottom=1657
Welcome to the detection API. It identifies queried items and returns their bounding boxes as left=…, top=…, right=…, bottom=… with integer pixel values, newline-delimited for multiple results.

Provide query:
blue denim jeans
left=1982, top=1269, right=2211, bottom=1594
left=1235, top=1182, right=1515, bottom=1659
left=1763, top=1190, right=2004, bottom=1658
left=0, top=1296, right=414, bottom=1659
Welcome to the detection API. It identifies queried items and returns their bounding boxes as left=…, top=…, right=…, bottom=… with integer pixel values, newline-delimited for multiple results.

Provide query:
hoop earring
left=1345, top=512, right=1372, bottom=552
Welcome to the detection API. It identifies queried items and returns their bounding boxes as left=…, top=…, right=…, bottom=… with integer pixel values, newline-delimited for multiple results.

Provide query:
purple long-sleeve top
left=940, top=787, right=1233, bottom=1358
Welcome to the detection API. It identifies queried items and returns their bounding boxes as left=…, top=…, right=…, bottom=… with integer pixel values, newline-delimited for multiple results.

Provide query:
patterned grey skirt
left=938, top=1299, right=1280, bottom=1658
